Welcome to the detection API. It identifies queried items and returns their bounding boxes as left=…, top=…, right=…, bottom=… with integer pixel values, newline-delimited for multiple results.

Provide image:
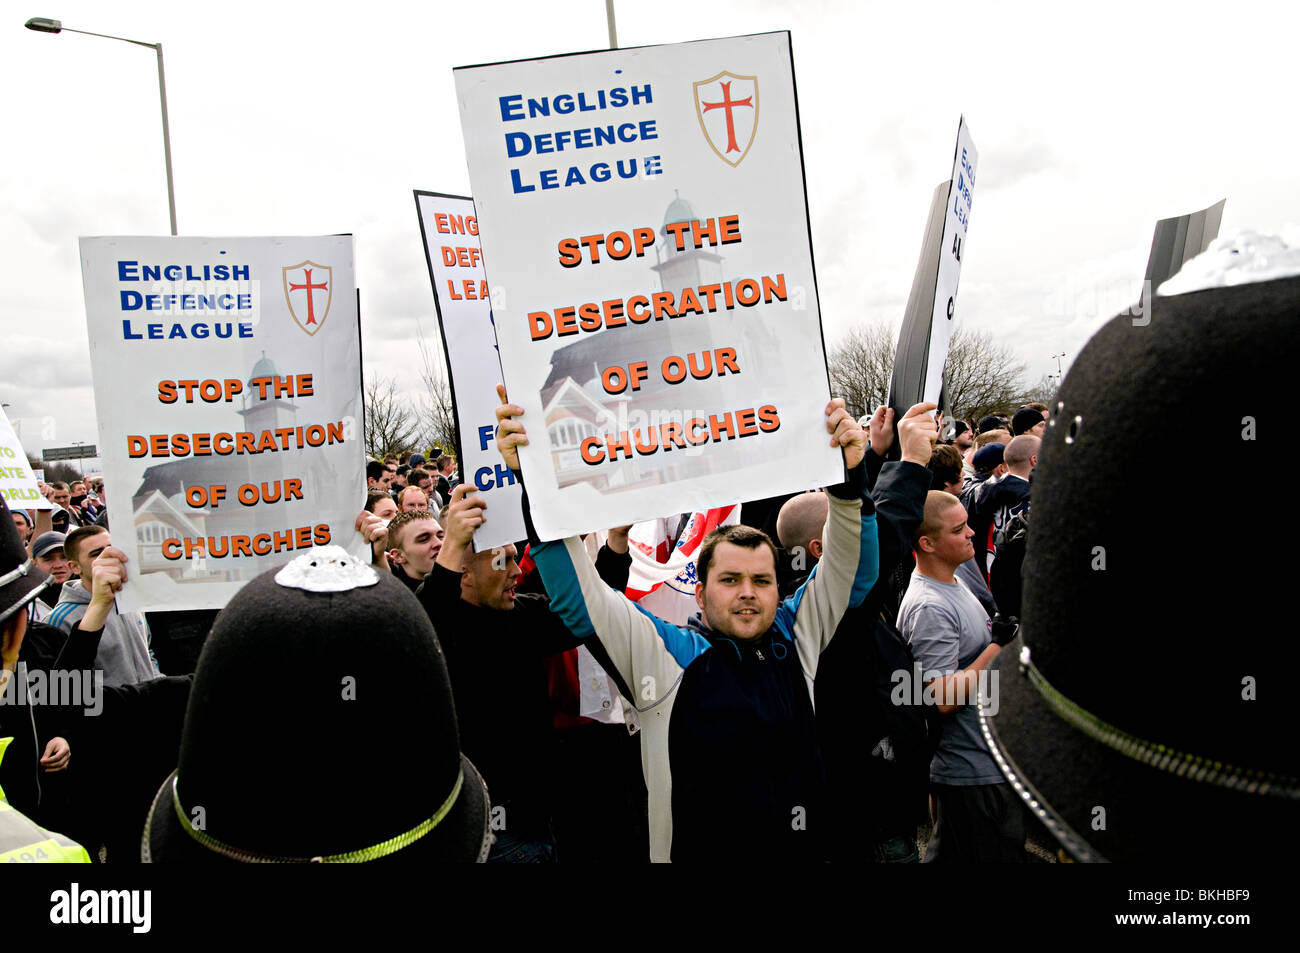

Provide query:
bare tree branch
left=363, top=373, right=422, bottom=460
left=827, top=320, right=897, bottom=420
left=415, top=327, right=459, bottom=459
left=1020, top=373, right=1060, bottom=409
left=827, top=319, right=1032, bottom=424
left=942, top=327, right=1031, bottom=423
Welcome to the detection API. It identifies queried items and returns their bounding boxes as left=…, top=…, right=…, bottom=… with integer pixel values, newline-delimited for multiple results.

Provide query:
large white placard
left=79, top=236, right=364, bottom=612
left=925, top=117, right=978, bottom=406
left=455, top=31, right=841, bottom=540
left=0, top=408, right=51, bottom=511
left=415, top=192, right=526, bottom=548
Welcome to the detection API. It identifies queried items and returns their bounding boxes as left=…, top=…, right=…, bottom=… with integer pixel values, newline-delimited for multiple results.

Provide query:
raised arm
left=494, top=385, right=704, bottom=705
left=594, top=526, right=634, bottom=593
left=782, top=475, right=875, bottom=677
left=869, top=401, right=945, bottom=582
left=354, top=509, right=392, bottom=571
left=782, top=398, right=876, bottom=675
left=530, top=524, right=702, bottom=708
left=785, top=401, right=938, bottom=676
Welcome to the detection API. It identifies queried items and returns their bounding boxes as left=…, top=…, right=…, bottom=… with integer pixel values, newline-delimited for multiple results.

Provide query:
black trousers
left=925, top=781, right=1027, bottom=863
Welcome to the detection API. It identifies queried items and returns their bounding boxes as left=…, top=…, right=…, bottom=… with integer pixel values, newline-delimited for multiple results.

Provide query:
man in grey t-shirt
left=898, top=491, right=1023, bottom=862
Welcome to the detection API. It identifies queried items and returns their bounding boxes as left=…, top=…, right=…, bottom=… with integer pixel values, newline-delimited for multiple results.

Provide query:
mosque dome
left=248, top=351, right=277, bottom=386
left=662, top=190, right=698, bottom=236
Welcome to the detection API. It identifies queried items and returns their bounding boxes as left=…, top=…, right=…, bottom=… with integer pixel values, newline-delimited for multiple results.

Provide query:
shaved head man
left=898, top=490, right=1024, bottom=862
left=776, top=491, right=829, bottom=577
left=967, top=434, right=1037, bottom=581
left=913, top=491, right=975, bottom=572
left=1002, top=435, right=1040, bottom=477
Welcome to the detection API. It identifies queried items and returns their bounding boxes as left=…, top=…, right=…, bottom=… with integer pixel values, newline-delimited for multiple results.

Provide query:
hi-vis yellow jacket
left=0, top=736, right=90, bottom=863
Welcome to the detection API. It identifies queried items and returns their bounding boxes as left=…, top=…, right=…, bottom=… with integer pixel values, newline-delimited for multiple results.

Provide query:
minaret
left=649, top=190, right=727, bottom=385
left=228, top=351, right=297, bottom=578
left=238, top=351, right=299, bottom=431
left=650, top=191, right=725, bottom=289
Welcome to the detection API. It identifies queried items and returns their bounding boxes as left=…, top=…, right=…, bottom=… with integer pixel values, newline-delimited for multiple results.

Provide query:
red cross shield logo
left=693, top=71, right=759, bottom=167
left=283, top=261, right=333, bottom=336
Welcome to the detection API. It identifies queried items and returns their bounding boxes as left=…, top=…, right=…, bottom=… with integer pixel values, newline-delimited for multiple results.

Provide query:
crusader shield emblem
left=693, top=71, right=759, bottom=167
left=283, top=261, right=333, bottom=335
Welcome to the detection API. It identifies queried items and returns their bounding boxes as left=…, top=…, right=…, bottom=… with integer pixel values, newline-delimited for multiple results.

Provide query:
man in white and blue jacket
left=497, top=395, right=886, bottom=862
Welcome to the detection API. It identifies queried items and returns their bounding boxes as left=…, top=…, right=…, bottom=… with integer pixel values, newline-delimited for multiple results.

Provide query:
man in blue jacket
left=496, top=392, right=893, bottom=862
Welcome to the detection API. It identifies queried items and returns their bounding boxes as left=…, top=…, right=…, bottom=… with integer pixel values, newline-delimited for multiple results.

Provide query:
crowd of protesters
left=2, top=398, right=1059, bottom=865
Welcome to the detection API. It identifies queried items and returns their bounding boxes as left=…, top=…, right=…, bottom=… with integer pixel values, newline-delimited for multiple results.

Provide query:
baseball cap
left=973, top=443, right=1006, bottom=473
left=32, top=531, right=67, bottom=559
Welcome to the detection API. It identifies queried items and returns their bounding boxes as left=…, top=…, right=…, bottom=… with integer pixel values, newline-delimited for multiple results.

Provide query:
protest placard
left=455, top=31, right=841, bottom=540
left=78, top=236, right=364, bottom=612
left=0, top=408, right=51, bottom=511
left=415, top=191, right=526, bottom=548
left=1142, top=198, right=1226, bottom=308
left=889, top=118, right=978, bottom=425
left=924, top=117, right=978, bottom=408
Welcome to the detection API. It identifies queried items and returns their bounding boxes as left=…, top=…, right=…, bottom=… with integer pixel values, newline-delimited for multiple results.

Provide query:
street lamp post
left=1050, top=352, right=1067, bottom=387
left=25, top=16, right=178, bottom=235
left=605, top=0, right=618, bottom=49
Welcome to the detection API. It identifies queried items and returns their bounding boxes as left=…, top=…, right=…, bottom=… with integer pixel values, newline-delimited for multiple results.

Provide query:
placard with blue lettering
left=78, top=236, right=364, bottom=612
left=454, top=31, right=840, bottom=540
left=415, top=191, right=526, bottom=548
left=924, top=117, right=978, bottom=407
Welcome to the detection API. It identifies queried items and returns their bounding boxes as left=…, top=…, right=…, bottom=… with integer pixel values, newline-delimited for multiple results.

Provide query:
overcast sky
left=3, top=0, right=1296, bottom=465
